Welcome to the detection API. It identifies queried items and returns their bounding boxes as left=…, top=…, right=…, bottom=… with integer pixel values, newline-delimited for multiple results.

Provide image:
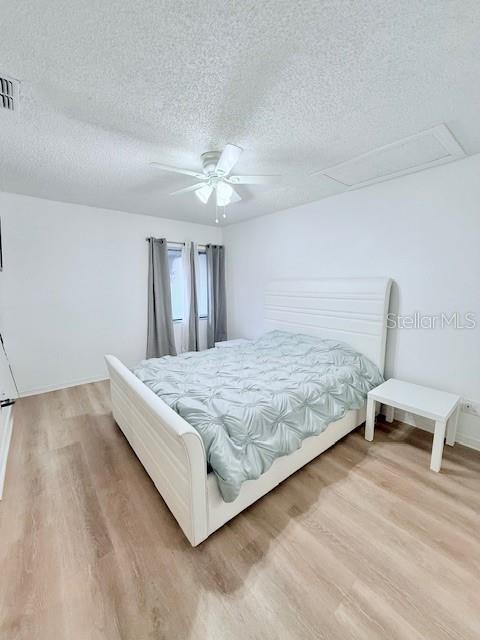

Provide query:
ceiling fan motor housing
left=201, top=151, right=222, bottom=176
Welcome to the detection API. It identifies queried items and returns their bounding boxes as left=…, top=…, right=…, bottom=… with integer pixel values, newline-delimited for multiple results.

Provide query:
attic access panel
left=315, top=124, right=465, bottom=189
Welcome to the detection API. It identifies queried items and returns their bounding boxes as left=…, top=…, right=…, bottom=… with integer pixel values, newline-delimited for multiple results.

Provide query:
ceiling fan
left=150, top=144, right=281, bottom=211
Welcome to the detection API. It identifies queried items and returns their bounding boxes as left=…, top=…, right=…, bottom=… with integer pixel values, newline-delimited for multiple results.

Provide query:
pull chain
left=214, top=197, right=228, bottom=223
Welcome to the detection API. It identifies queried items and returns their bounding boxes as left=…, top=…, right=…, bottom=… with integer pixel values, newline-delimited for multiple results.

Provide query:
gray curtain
left=187, top=242, right=199, bottom=351
left=206, top=244, right=227, bottom=347
left=146, top=238, right=177, bottom=358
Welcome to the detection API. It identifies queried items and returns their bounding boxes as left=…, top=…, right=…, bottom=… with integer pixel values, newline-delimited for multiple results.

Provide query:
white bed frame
left=105, top=277, right=392, bottom=546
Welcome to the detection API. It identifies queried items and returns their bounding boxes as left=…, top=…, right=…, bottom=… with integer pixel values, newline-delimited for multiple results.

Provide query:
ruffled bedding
left=133, top=331, right=383, bottom=501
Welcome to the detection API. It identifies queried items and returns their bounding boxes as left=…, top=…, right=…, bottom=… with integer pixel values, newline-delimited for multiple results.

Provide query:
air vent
left=0, top=75, right=19, bottom=112
left=313, top=125, right=465, bottom=190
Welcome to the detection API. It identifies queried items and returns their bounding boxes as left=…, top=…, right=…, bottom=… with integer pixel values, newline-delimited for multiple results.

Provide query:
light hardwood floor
left=1, top=381, right=479, bottom=640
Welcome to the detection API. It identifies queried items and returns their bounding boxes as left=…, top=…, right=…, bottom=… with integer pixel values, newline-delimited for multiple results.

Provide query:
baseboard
left=0, top=404, right=13, bottom=499
left=391, top=407, right=480, bottom=452
left=455, top=433, right=480, bottom=452
left=20, top=375, right=108, bottom=398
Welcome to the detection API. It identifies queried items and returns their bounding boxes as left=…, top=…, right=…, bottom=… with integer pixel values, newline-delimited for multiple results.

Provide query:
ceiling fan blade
left=215, top=143, right=243, bottom=176
left=169, top=182, right=206, bottom=196
left=150, top=162, right=205, bottom=179
left=195, top=184, right=214, bottom=204
left=226, top=174, right=282, bottom=185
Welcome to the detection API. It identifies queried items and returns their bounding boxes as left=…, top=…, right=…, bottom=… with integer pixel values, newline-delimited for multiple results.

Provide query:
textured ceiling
left=0, top=1, right=479, bottom=226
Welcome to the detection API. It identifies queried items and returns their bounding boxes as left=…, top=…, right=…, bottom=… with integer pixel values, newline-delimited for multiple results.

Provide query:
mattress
left=133, top=330, right=383, bottom=501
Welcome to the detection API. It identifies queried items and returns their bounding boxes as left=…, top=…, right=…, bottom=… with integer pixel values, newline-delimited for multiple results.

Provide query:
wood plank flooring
left=1, top=381, right=479, bottom=640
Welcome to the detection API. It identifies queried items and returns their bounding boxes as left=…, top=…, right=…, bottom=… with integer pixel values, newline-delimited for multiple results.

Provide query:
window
left=167, top=246, right=208, bottom=321
left=197, top=251, right=208, bottom=319
left=168, top=248, right=185, bottom=321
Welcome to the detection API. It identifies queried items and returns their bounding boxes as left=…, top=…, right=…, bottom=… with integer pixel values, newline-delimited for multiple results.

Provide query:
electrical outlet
left=462, top=399, right=480, bottom=417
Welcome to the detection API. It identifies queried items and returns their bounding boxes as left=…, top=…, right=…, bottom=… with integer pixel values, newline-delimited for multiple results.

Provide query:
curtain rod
left=145, top=238, right=184, bottom=245
left=145, top=238, right=212, bottom=248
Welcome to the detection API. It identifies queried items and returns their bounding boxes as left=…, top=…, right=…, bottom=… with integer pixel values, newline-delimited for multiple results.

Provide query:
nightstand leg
left=431, top=420, right=447, bottom=472
left=365, top=398, right=376, bottom=441
left=446, top=403, right=460, bottom=446
left=385, top=404, right=395, bottom=423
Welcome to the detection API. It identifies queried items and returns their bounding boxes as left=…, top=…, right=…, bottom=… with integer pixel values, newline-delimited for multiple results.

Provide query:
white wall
left=0, top=192, right=221, bottom=396
left=224, top=154, right=480, bottom=448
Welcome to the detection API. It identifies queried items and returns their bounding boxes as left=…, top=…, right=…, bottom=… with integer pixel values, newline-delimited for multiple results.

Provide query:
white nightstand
left=365, top=379, right=461, bottom=472
left=214, top=339, right=249, bottom=348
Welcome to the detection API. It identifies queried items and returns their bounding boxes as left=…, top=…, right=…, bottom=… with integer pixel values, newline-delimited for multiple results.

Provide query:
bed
left=105, top=277, right=392, bottom=546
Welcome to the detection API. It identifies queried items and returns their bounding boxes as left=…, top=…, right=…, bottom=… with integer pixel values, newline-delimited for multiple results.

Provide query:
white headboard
left=265, top=278, right=392, bottom=374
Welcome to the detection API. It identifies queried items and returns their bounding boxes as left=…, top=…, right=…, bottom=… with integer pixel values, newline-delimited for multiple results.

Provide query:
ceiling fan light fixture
left=216, top=181, right=234, bottom=206
left=195, top=184, right=213, bottom=204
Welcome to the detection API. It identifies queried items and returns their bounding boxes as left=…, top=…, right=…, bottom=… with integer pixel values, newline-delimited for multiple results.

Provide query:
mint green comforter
left=133, top=331, right=383, bottom=502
